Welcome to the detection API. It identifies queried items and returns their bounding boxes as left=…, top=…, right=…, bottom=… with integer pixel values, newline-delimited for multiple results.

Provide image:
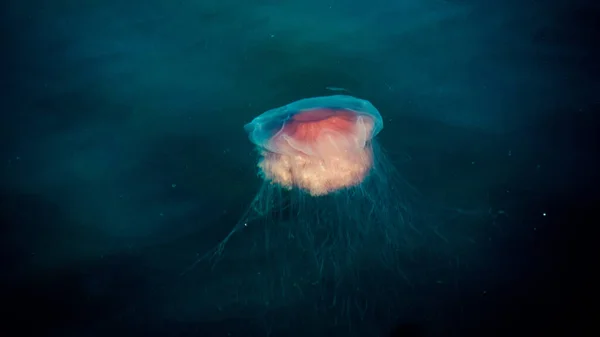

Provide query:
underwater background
left=1, top=0, right=597, bottom=336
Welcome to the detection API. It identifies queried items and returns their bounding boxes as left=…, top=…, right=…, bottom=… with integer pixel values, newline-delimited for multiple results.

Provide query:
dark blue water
left=1, top=0, right=597, bottom=336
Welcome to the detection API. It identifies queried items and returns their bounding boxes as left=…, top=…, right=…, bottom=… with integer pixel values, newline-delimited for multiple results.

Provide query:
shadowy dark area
left=2, top=255, right=146, bottom=336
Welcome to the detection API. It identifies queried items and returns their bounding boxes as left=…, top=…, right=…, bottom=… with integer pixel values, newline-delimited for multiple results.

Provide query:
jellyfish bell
left=245, top=96, right=384, bottom=196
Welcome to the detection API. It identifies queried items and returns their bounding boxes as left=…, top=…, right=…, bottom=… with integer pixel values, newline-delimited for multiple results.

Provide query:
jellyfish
left=190, top=95, right=417, bottom=327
